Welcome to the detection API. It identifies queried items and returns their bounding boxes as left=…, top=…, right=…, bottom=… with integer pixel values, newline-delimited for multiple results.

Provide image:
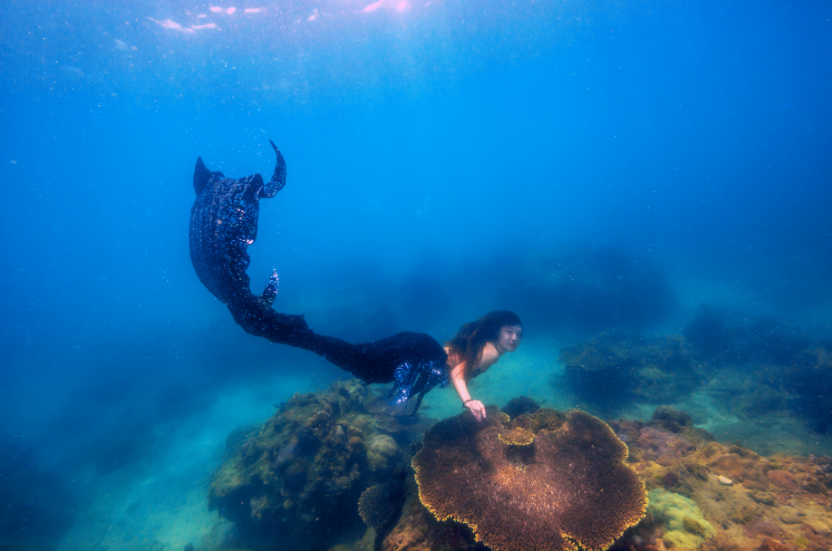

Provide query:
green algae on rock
left=647, top=488, right=716, bottom=549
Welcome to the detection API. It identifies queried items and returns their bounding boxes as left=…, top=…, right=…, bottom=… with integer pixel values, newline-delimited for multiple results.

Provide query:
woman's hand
left=465, top=400, right=487, bottom=422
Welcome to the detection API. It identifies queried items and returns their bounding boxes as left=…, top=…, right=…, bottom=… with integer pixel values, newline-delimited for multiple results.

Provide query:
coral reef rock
left=683, top=305, right=832, bottom=433
left=501, top=396, right=541, bottom=419
left=411, top=407, right=647, bottom=551
left=610, top=412, right=832, bottom=551
left=209, top=380, right=421, bottom=550
left=647, top=488, right=716, bottom=549
left=378, top=475, right=485, bottom=551
left=353, top=403, right=832, bottom=551
left=559, top=331, right=699, bottom=409
left=359, top=470, right=407, bottom=532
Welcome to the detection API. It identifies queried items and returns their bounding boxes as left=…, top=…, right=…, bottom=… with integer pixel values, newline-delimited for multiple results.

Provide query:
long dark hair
left=446, top=311, right=522, bottom=377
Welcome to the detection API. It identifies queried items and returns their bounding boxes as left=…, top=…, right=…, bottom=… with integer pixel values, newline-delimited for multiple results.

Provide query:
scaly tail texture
left=188, top=141, right=448, bottom=408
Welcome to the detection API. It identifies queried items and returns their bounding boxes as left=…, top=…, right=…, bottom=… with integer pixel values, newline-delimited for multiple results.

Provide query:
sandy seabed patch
left=56, top=373, right=326, bottom=551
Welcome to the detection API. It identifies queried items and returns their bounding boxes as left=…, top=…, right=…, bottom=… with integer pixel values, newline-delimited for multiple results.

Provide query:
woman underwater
left=446, top=311, right=523, bottom=421
left=189, top=141, right=521, bottom=417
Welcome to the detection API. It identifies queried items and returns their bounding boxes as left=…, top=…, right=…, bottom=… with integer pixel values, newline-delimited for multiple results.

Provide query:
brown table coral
left=412, top=408, right=647, bottom=551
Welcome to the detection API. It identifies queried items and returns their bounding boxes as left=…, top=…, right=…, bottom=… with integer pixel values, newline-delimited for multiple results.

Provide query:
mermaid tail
left=189, top=141, right=448, bottom=408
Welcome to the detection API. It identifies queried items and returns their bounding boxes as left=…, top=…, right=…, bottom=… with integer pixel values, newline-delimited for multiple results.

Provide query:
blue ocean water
left=1, top=0, right=831, bottom=549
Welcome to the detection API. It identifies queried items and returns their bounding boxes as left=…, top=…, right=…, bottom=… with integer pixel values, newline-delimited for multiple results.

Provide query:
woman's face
left=496, top=324, right=523, bottom=353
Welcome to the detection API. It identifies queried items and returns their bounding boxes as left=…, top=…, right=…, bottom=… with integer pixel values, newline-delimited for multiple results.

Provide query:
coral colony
left=208, top=387, right=832, bottom=551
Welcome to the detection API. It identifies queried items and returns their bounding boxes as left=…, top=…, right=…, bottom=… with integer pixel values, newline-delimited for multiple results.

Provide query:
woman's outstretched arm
left=449, top=363, right=487, bottom=422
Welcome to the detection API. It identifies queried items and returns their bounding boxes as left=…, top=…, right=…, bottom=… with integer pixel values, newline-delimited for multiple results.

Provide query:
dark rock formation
left=558, top=330, right=699, bottom=410
left=208, top=380, right=415, bottom=550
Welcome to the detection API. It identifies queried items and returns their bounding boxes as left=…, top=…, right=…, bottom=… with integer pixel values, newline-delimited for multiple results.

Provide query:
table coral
left=412, top=408, right=647, bottom=551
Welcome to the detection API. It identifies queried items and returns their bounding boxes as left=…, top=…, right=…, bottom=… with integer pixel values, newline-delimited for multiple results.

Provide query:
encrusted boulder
left=208, top=380, right=415, bottom=550
left=647, top=488, right=716, bottom=549
left=358, top=469, right=407, bottom=534
left=559, top=331, right=699, bottom=409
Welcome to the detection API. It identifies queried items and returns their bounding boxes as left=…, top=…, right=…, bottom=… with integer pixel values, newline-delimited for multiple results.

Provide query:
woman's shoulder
left=480, top=342, right=499, bottom=364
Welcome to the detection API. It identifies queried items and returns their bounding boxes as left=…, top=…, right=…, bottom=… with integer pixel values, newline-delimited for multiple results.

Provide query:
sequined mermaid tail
left=189, top=141, right=448, bottom=409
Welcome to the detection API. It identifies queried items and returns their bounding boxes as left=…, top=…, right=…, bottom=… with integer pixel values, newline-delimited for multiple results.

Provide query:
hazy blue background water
left=1, top=0, right=831, bottom=549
